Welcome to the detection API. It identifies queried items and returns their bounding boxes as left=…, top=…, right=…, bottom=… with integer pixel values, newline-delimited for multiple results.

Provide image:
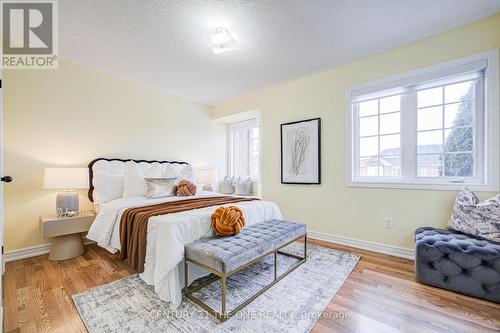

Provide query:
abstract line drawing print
left=287, top=126, right=312, bottom=177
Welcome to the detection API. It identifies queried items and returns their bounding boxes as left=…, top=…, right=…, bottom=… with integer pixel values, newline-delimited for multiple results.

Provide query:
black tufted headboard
left=87, top=157, right=188, bottom=202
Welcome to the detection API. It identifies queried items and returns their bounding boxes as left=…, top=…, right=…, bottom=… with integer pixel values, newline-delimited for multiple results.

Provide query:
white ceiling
left=60, top=0, right=500, bottom=105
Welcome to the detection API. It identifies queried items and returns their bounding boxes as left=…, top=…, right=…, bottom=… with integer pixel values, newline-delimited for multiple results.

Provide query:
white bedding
left=86, top=192, right=282, bottom=309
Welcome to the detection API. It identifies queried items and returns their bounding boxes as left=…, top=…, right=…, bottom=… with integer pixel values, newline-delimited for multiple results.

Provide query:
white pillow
left=93, top=172, right=125, bottom=203
left=163, top=164, right=179, bottom=179
left=234, top=176, right=252, bottom=195
left=220, top=176, right=236, bottom=194
left=179, top=165, right=195, bottom=181
left=123, top=161, right=162, bottom=197
left=163, top=164, right=195, bottom=182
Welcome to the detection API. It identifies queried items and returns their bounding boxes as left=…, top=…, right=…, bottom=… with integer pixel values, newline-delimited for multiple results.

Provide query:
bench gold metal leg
left=274, top=252, right=277, bottom=281
left=304, top=234, right=307, bottom=258
left=221, top=275, right=227, bottom=319
left=184, top=255, right=188, bottom=292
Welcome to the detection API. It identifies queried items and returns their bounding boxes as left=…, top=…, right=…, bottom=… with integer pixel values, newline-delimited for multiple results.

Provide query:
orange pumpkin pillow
left=211, top=206, right=245, bottom=236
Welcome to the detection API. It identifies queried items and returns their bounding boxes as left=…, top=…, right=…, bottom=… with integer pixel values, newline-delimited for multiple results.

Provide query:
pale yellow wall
left=213, top=14, right=500, bottom=250
left=3, top=59, right=226, bottom=251
left=3, top=15, right=499, bottom=253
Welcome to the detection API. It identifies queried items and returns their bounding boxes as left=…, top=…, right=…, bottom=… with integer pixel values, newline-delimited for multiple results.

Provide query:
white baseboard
left=308, top=230, right=415, bottom=260
left=4, top=239, right=96, bottom=263
left=4, top=243, right=52, bottom=262
left=4, top=232, right=414, bottom=262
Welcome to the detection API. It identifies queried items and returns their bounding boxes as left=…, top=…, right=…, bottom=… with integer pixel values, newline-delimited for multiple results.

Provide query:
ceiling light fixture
left=209, top=27, right=237, bottom=54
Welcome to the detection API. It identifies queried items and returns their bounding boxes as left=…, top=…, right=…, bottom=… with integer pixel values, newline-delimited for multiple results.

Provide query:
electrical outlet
left=384, top=217, right=394, bottom=229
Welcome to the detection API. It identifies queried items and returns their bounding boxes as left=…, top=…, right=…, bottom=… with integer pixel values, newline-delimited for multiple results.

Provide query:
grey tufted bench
left=415, top=227, right=500, bottom=303
left=184, top=220, right=307, bottom=321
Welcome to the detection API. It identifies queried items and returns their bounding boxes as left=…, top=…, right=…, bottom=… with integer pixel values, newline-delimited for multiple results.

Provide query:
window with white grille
left=229, top=119, right=260, bottom=180
left=347, top=50, right=498, bottom=190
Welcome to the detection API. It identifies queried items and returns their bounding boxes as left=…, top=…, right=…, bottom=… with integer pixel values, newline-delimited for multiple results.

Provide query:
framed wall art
left=281, top=117, right=321, bottom=184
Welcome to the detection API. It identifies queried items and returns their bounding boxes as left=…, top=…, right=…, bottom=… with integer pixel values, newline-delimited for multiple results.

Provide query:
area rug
left=73, top=243, right=359, bottom=333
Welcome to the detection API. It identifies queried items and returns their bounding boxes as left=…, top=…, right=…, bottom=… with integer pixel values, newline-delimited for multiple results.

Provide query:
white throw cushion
left=93, top=172, right=125, bottom=203
left=123, top=161, right=162, bottom=197
left=163, top=164, right=179, bottom=179
left=163, top=164, right=195, bottom=182
left=234, top=176, right=252, bottom=195
left=145, top=178, right=177, bottom=199
left=447, top=188, right=500, bottom=242
left=179, top=165, right=195, bottom=181
left=220, top=176, right=236, bottom=194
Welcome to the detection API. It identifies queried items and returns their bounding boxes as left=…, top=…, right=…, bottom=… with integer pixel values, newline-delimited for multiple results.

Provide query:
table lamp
left=196, top=169, right=218, bottom=192
left=43, top=167, right=89, bottom=215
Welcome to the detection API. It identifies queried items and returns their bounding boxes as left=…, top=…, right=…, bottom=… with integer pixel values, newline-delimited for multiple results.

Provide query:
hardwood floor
left=3, top=240, right=500, bottom=333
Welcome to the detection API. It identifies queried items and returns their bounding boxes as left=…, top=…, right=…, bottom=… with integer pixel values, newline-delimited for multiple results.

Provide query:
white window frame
left=228, top=118, right=261, bottom=182
left=346, top=49, right=499, bottom=191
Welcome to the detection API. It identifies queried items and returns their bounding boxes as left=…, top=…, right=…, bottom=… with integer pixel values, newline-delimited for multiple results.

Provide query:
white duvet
left=86, top=191, right=282, bottom=309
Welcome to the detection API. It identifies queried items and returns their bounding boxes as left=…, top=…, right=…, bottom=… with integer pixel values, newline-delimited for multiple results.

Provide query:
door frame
left=1, top=1, right=4, bottom=329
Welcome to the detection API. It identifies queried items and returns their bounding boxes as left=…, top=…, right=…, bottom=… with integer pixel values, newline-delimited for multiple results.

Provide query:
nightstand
left=39, top=213, right=95, bottom=260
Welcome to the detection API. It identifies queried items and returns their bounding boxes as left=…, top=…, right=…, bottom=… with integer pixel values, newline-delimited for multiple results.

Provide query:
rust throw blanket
left=119, top=196, right=259, bottom=272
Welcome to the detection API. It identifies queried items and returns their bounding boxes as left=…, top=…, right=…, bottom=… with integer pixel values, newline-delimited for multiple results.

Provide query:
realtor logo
left=2, top=0, right=58, bottom=69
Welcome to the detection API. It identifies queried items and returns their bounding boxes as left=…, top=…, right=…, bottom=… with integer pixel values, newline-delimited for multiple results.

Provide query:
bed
left=85, top=158, right=282, bottom=309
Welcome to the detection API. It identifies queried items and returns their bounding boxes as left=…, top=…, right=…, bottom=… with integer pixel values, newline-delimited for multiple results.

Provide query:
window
left=229, top=119, right=260, bottom=180
left=348, top=50, right=499, bottom=190
left=416, top=81, right=476, bottom=178
left=358, top=95, right=402, bottom=177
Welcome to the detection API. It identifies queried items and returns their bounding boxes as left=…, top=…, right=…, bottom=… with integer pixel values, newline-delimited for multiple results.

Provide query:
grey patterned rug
left=73, top=243, right=359, bottom=333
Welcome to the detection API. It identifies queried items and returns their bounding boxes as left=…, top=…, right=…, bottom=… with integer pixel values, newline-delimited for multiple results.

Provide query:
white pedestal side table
left=39, top=213, right=95, bottom=260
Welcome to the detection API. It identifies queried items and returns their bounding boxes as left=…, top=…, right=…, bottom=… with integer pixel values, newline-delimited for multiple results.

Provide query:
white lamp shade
left=43, top=168, right=89, bottom=190
left=196, top=169, right=218, bottom=184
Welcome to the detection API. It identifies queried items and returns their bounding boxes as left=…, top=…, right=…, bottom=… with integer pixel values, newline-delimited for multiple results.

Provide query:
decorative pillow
left=447, top=188, right=500, bottom=242
left=163, top=164, right=195, bottom=182
left=123, top=161, right=162, bottom=197
left=179, top=165, right=195, bottom=182
left=234, top=176, right=252, bottom=195
left=93, top=172, right=124, bottom=203
left=211, top=206, right=245, bottom=236
left=220, top=176, right=236, bottom=194
left=163, top=164, right=180, bottom=179
left=144, top=178, right=177, bottom=199
left=176, top=180, right=197, bottom=196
